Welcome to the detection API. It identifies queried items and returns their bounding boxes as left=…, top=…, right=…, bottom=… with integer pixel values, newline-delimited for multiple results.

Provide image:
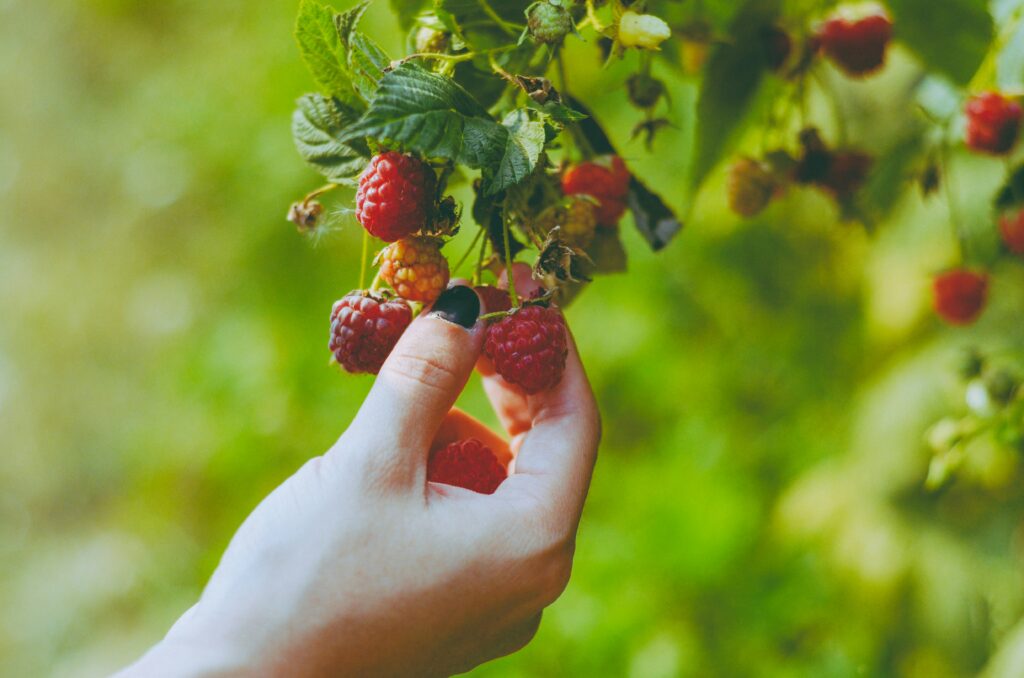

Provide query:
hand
left=119, top=272, right=601, bottom=677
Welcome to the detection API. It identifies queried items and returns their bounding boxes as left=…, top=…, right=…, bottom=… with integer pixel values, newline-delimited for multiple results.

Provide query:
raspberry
left=999, top=207, right=1024, bottom=256
left=817, top=6, right=891, bottom=77
left=526, top=1, right=572, bottom=45
left=427, top=438, right=507, bottom=494
left=475, top=285, right=513, bottom=314
left=329, top=291, right=412, bottom=374
left=356, top=152, right=436, bottom=242
left=537, top=196, right=598, bottom=246
left=414, top=26, right=449, bottom=54
left=932, top=269, right=989, bottom=326
left=378, top=236, right=450, bottom=304
left=727, top=157, right=776, bottom=218
left=562, top=155, right=630, bottom=228
left=484, top=304, right=568, bottom=394
left=965, top=92, right=1022, bottom=156
left=618, top=11, right=671, bottom=50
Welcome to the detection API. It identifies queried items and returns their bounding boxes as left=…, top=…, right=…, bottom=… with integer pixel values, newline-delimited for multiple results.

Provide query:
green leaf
left=295, top=0, right=354, bottom=103
left=292, top=94, right=369, bottom=182
left=490, top=110, right=546, bottom=193
left=348, top=32, right=390, bottom=102
left=887, top=0, right=993, bottom=86
left=335, top=1, right=371, bottom=50
left=343, top=63, right=543, bottom=193
left=690, top=0, right=781, bottom=192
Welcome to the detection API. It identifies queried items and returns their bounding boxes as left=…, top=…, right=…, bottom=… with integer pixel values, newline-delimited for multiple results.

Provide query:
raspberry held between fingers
left=329, top=291, right=413, bottom=374
left=427, top=438, right=507, bottom=494
left=484, top=304, right=568, bottom=394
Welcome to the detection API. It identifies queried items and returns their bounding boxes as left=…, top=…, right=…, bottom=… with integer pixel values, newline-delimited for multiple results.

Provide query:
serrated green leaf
left=295, top=0, right=356, bottom=105
left=348, top=32, right=390, bottom=102
left=335, top=1, right=370, bottom=51
left=292, top=94, right=369, bottom=181
left=887, top=0, right=993, bottom=86
left=689, top=0, right=781, bottom=193
left=343, top=63, right=543, bottom=193
left=490, top=110, right=545, bottom=193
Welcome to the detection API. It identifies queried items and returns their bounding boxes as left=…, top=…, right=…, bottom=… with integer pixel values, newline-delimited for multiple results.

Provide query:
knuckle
left=385, top=349, right=461, bottom=397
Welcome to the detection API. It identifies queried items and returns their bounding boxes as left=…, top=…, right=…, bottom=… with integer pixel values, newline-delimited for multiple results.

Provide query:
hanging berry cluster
left=286, top=0, right=1023, bottom=399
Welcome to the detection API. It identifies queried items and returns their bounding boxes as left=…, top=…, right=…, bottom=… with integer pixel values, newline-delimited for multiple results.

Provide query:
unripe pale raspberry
left=965, top=92, right=1022, bottom=156
left=618, top=11, right=671, bottom=50
left=329, top=290, right=412, bottom=374
left=356, top=152, right=436, bottom=242
left=527, top=1, right=572, bottom=45
left=999, top=208, right=1024, bottom=256
left=484, top=304, right=568, bottom=394
left=537, top=197, right=598, bottom=246
left=427, top=437, right=507, bottom=494
left=414, top=25, right=449, bottom=54
left=817, top=5, right=891, bottom=77
left=562, top=155, right=630, bottom=228
left=727, top=157, right=776, bottom=218
left=932, top=269, right=988, bottom=326
left=378, top=236, right=450, bottom=304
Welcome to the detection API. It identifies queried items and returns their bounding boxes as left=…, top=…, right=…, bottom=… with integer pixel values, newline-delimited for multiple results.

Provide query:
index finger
left=497, top=325, right=601, bottom=519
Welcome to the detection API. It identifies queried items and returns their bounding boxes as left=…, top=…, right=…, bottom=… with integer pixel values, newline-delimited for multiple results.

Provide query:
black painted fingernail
left=428, top=285, right=480, bottom=328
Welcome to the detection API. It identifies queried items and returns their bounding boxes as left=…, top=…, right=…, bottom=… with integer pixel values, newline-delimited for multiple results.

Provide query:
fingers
left=341, top=285, right=484, bottom=490
left=499, top=325, right=601, bottom=523
left=430, top=408, right=512, bottom=469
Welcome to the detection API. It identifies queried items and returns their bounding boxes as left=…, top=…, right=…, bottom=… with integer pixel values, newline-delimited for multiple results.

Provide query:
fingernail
left=428, top=285, right=480, bottom=329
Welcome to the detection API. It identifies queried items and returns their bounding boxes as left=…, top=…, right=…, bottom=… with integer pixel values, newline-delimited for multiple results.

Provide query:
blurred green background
left=2, top=0, right=1024, bottom=676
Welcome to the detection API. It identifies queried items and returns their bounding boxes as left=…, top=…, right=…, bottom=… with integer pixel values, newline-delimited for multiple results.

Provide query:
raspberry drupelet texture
left=329, top=291, right=412, bottom=374
left=484, top=304, right=568, bottom=394
left=427, top=438, right=507, bottom=494
left=965, top=92, right=1022, bottom=156
left=817, top=8, right=891, bottom=77
left=932, top=270, right=989, bottom=326
left=356, top=152, right=437, bottom=242
left=378, top=236, right=450, bottom=304
left=1000, top=208, right=1024, bottom=256
left=562, top=155, right=631, bottom=228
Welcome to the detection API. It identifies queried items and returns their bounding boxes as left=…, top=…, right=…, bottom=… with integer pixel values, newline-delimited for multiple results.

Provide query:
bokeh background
left=3, top=0, right=1024, bottom=676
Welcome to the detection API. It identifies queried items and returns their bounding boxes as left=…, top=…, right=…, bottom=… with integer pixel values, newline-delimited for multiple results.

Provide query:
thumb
left=343, top=284, right=484, bottom=489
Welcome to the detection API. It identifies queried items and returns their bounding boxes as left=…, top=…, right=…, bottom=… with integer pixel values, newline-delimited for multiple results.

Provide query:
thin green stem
left=404, top=44, right=518, bottom=65
left=452, top=226, right=485, bottom=274
left=477, top=0, right=523, bottom=36
left=303, top=183, right=337, bottom=202
left=359, top=230, right=370, bottom=290
left=502, top=210, right=518, bottom=306
left=369, top=269, right=383, bottom=291
left=473, top=225, right=489, bottom=286
left=938, top=145, right=968, bottom=264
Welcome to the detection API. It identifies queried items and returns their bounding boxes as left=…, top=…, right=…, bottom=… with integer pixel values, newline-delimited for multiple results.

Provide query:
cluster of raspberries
left=330, top=150, right=629, bottom=394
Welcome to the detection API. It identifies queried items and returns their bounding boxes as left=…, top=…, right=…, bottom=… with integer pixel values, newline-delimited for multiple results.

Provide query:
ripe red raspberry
left=356, top=152, right=437, bottom=242
left=378, top=236, right=450, bottom=303
left=727, top=157, right=776, bottom=218
left=932, top=269, right=989, bottom=326
left=817, top=6, right=891, bottom=77
left=475, top=285, right=513, bottom=314
left=484, top=304, right=568, bottom=394
left=965, top=92, right=1022, bottom=156
left=562, top=155, right=630, bottom=228
left=427, top=437, right=507, bottom=494
left=329, top=290, right=412, bottom=374
left=1000, top=208, right=1024, bottom=256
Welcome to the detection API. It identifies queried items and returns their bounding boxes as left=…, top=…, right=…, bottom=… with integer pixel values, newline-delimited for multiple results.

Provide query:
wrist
left=119, top=605, right=258, bottom=677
